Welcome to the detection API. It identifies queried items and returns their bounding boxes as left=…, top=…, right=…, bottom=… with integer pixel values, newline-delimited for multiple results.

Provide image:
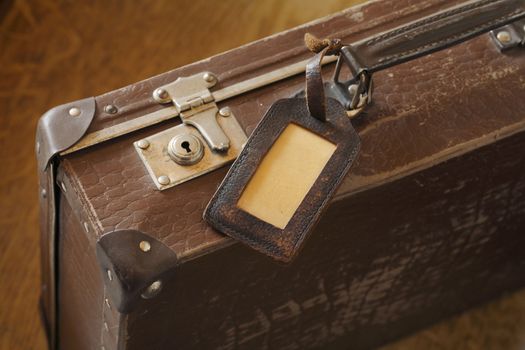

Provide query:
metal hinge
left=153, top=72, right=231, bottom=151
left=135, top=72, right=247, bottom=190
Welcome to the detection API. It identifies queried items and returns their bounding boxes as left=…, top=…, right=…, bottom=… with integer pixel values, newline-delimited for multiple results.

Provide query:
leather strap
left=345, top=0, right=525, bottom=82
left=305, top=0, right=525, bottom=118
left=305, top=38, right=342, bottom=121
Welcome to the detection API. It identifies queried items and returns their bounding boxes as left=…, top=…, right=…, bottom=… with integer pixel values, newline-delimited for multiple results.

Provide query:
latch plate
left=134, top=109, right=247, bottom=190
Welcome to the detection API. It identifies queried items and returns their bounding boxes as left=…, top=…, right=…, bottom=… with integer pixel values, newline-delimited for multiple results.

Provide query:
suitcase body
left=36, top=0, right=525, bottom=349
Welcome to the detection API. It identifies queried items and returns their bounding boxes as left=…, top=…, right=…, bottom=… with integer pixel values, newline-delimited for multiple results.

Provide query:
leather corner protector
left=96, top=230, right=178, bottom=314
left=36, top=97, right=96, bottom=171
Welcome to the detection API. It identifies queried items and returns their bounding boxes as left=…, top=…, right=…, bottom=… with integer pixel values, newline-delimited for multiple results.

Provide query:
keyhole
left=181, top=141, right=192, bottom=153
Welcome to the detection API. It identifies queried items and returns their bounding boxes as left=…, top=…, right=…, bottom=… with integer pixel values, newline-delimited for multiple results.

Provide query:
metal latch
left=135, top=72, right=247, bottom=190
left=490, top=19, right=525, bottom=51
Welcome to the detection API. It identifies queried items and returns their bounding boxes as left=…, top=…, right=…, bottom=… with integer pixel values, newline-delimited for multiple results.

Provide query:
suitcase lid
left=39, top=0, right=525, bottom=313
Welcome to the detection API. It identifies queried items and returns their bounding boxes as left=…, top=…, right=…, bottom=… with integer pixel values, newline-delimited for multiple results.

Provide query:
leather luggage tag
left=204, top=97, right=359, bottom=262
left=204, top=37, right=360, bottom=262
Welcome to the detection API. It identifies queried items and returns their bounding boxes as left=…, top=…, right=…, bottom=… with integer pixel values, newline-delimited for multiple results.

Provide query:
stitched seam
left=371, top=10, right=524, bottom=70
left=207, top=100, right=360, bottom=259
left=364, top=0, right=496, bottom=46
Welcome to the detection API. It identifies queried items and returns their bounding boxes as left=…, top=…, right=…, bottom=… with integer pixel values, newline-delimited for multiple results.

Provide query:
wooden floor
left=1, top=1, right=525, bottom=349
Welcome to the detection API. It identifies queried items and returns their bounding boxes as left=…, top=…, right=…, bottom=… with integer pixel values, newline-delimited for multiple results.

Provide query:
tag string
left=304, top=33, right=343, bottom=122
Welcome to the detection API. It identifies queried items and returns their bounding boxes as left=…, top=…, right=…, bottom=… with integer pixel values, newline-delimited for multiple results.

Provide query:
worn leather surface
left=62, top=0, right=525, bottom=260
left=347, top=0, right=525, bottom=78
left=205, top=98, right=360, bottom=262
left=57, top=199, right=103, bottom=350
left=96, top=230, right=178, bottom=313
left=46, top=0, right=525, bottom=348
left=11, top=1, right=525, bottom=350
left=123, top=130, right=525, bottom=349
left=35, top=97, right=95, bottom=171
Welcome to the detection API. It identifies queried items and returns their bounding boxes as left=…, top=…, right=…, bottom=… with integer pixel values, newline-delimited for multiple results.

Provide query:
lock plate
left=134, top=109, right=247, bottom=190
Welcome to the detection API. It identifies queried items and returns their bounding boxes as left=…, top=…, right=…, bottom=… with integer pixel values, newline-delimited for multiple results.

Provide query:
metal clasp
left=153, top=72, right=230, bottom=151
left=136, top=72, right=247, bottom=190
left=326, top=46, right=373, bottom=116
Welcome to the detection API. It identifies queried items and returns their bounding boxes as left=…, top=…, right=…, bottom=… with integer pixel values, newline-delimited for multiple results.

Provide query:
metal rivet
left=41, top=188, right=47, bottom=199
left=104, top=104, right=118, bottom=114
left=104, top=322, right=109, bottom=332
left=107, top=269, right=113, bottom=281
left=348, top=84, right=358, bottom=96
left=219, top=107, right=231, bottom=117
left=137, top=139, right=150, bottom=150
left=203, top=72, right=216, bottom=83
left=141, top=280, right=163, bottom=299
left=83, top=222, right=90, bottom=233
left=157, top=175, right=170, bottom=186
left=59, top=181, right=67, bottom=193
left=139, top=240, right=151, bottom=252
left=104, top=298, right=111, bottom=310
left=68, top=107, right=81, bottom=117
left=497, top=30, right=511, bottom=43
left=153, top=88, right=169, bottom=101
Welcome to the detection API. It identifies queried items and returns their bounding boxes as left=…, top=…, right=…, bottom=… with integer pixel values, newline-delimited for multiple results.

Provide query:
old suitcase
left=36, top=0, right=525, bottom=349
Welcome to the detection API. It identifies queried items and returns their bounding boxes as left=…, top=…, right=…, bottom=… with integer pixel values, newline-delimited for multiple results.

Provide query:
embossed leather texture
left=43, top=0, right=525, bottom=349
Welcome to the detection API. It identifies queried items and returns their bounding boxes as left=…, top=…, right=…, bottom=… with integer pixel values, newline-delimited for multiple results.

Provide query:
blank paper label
left=237, top=123, right=336, bottom=229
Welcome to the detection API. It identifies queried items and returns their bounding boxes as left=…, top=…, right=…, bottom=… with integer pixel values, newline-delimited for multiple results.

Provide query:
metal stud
left=153, top=88, right=169, bottom=102
left=59, top=181, right=67, bottom=193
left=219, top=107, right=231, bottom=117
left=41, top=188, right=47, bottom=199
left=141, top=280, right=163, bottom=299
left=104, top=298, right=111, bottom=310
left=137, top=139, right=150, bottom=150
left=139, top=240, right=151, bottom=252
left=107, top=269, right=113, bottom=281
left=157, top=175, right=170, bottom=186
left=68, top=107, right=81, bottom=117
left=203, top=72, right=216, bottom=83
left=104, top=104, right=118, bottom=114
left=496, top=30, right=511, bottom=43
left=83, top=221, right=90, bottom=233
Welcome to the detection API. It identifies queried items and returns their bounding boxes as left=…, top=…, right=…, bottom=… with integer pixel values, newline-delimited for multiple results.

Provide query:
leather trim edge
left=96, top=230, right=179, bottom=314
left=36, top=97, right=96, bottom=171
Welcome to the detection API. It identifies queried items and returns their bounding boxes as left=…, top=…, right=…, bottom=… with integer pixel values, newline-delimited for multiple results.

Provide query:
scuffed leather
left=348, top=0, right=525, bottom=78
left=49, top=0, right=525, bottom=348
left=36, top=97, right=96, bottom=171
left=96, top=230, right=179, bottom=313
left=204, top=98, right=360, bottom=262
left=61, top=33, right=525, bottom=261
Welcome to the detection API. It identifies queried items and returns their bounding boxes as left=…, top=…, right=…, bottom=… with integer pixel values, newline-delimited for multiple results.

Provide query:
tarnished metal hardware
left=62, top=56, right=338, bottom=156
left=490, top=19, right=525, bottom=51
left=153, top=72, right=230, bottom=151
left=327, top=46, right=373, bottom=112
left=134, top=107, right=247, bottom=190
left=167, top=134, right=204, bottom=165
left=141, top=280, right=162, bottom=299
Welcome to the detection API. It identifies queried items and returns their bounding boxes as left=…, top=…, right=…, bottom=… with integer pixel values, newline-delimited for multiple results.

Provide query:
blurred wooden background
left=1, top=0, right=525, bottom=349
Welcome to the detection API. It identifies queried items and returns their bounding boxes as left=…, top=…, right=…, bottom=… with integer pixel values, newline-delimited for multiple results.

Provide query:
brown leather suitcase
left=36, top=0, right=525, bottom=349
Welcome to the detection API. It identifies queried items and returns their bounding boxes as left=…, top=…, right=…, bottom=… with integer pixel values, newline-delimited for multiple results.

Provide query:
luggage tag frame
left=204, top=98, right=360, bottom=262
